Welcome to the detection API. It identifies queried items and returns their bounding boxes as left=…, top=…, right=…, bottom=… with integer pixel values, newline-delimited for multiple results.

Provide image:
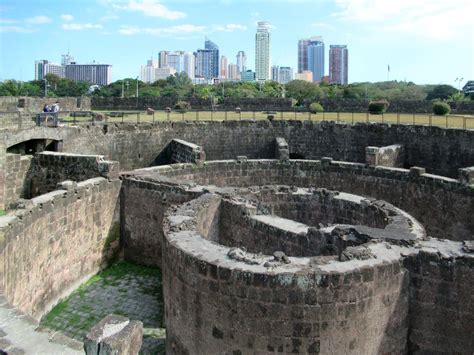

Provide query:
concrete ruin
left=0, top=120, right=472, bottom=354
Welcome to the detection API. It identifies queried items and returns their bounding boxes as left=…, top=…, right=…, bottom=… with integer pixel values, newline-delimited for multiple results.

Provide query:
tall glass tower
left=298, top=36, right=324, bottom=82
left=255, top=21, right=271, bottom=81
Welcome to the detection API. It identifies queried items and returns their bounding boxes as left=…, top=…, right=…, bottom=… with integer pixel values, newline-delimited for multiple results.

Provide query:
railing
left=0, top=110, right=473, bottom=130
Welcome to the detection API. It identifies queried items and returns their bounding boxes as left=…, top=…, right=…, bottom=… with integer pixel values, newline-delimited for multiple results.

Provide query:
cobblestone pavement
left=41, top=261, right=165, bottom=354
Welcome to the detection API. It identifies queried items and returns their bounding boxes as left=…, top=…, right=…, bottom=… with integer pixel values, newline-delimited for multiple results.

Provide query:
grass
left=0, top=209, right=5, bottom=217
left=61, top=110, right=474, bottom=129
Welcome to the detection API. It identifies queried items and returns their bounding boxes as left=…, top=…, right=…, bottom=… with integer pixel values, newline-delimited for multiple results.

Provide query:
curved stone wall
left=0, top=177, right=121, bottom=320
left=122, top=158, right=472, bottom=263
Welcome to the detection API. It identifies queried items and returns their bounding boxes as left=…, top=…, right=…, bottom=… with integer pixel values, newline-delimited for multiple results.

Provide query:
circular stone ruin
left=162, top=186, right=425, bottom=354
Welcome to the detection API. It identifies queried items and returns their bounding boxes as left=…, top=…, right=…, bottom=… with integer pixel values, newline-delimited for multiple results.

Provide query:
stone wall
left=3, top=122, right=472, bottom=178
left=0, top=97, right=90, bottom=113
left=28, top=151, right=119, bottom=197
left=120, top=175, right=201, bottom=266
left=0, top=177, right=121, bottom=320
left=155, top=139, right=206, bottom=165
left=3, top=153, right=32, bottom=207
left=162, top=193, right=411, bottom=354
left=365, top=144, right=404, bottom=167
left=405, top=249, right=474, bottom=353
left=0, top=112, right=36, bottom=130
left=275, top=137, right=289, bottom=161
left=124, top=159, right=473, bottom=242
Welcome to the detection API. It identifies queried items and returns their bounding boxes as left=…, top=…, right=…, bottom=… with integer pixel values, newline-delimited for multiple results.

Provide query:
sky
left=0, top=0, right=473, bottom=85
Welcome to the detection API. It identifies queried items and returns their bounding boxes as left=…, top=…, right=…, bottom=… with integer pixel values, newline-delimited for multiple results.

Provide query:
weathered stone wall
left=0, top=112, right=36, bottom=130
left=3, top=153, right=32, bottom=207
left=0, top=177, right=121, bottom=320
left=3, top=122, right=473, bottom=178
left=155, top=139, right=206, bottom=165
left=366, top=144, right=404, bottom=167
left=28, top=151, right=119, bottom=197
left=120, top=176, right=201, bottom=266
left=275, top=137, right=289, bottom=161
left=162, top=194, right=410, bottom=355
left=404, top=249, right=474, bottom=353
left=0, top=96, right=90, bottom=113
left=124, top=159, right=473, bottom=242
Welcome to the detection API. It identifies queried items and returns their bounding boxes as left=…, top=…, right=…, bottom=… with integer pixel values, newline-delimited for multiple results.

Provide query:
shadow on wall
left=290, top=152, right=305, bottom=160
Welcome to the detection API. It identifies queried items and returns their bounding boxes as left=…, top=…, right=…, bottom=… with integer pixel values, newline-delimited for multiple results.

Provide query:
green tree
left=285, top=80, right=323, bottom=102
left=426, top=85, right=457, bottom=100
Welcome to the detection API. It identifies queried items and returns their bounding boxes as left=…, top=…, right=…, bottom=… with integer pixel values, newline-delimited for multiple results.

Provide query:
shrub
left=368, top=100, right=389, bottom=114
left=309, top=102, right=324, bottom=113
left=174, top=101, right=190, bottom=112
left=432, top=101, right=451, bottom=115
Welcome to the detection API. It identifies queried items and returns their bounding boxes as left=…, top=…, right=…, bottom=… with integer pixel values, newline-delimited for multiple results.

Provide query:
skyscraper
left=183, top=52, right=195, bottom=79
left=279, top=67, right=294, bottom=84
left=298, top=36, right=324, bottom=82
left=329, top=45, right=348, bottom=85
left=236, top=51, right=247, bottom=74
left=228, top=63, right=239, bottom=80
left=220, top=56, right=228, bottom=79
left=205, top=39, right=219, bottom=79
left=61, top=52, right=74, bottom=66
left=255, top=21, right=271, bottom=81
left=65, top=63, right=112, bottom=85
left=140, top=58, right=158, bottom=83
left=34, top=60, right=65, bottom=80
left=168, top=51, right=185, bottom=73
left=271, top=65, right=280, bottom=82
left=158, top=51, right=169, bottom=68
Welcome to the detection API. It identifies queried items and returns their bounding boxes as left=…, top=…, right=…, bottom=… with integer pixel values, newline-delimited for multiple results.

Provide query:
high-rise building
left=65, top=63, right=112, bottom=85
left=298, top=36, right=324, bottom=82
left=34, top=60, right=65, bottom=80
left=158, top=51, right=169, bottom=68
left=295, top=70, right=313, bottom=82
left=271, top=65, right=280, bottom=82
left=236, top=51, right=247, bottom=74
left=140, top=58, right=158, bottom=83
left=220, top=56, right=228, bottom=79
left=241, top=70, right=256, bottom=82
left=195, top=39, right=219, bottom=80
left=228, top=63, right=239, bottom=80
left=61, top=52, right=74, bottom=66
left=168, top=51, right=185, bottom=73
left=255, top=21, right=271, bottom=81
left=279, top=67, right=294, bottom=84
left=183, top=52, right=195, bottom=79
left=155, top=67, right=176, bottom=80
left=329, top=45, right=348, bottom=85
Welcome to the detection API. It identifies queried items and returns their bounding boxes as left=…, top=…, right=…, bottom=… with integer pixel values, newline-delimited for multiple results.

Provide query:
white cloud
left=0, top=25, right=35, bottom=33
left=62, top=23, right=103, bottom=30
left=114, top=0, right=186, bottom=20
left=332, top=0, right=473, bottom=40
left=213, top=24, right=247, bottom=32
left=0, top=18, right=17, bottom=24
left=118, top=22, right=247, bottom=36
left=60, top=14, right=74, bottom=21
left=119, top=24, right=205, bottom=36
left=25, top=15, right=51, bottom=25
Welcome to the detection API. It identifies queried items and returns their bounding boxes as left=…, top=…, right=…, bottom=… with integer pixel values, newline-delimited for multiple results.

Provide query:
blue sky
left=0, top=0, right=473, bottom=85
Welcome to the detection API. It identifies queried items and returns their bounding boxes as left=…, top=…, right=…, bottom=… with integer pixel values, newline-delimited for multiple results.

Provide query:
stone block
left=84, top=314, right=143, bottom=355
left=409, top=166, right=426, bottom=176
left=458, top=167, right=474, bottom=185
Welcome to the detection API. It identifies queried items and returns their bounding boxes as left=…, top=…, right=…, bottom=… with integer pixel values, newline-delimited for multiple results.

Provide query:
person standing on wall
left=51, top=101, right=60, bottom=125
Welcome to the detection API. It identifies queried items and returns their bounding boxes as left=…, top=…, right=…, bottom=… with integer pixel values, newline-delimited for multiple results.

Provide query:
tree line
left=0, top=73, right=471, bottom=103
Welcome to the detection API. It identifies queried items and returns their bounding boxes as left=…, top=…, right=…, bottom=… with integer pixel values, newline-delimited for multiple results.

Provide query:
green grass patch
left=0, top=209, right=6, bottom=217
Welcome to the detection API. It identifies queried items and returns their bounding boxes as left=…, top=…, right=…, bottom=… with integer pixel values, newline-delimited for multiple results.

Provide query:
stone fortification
left=0, top=177, right=121, bottom=320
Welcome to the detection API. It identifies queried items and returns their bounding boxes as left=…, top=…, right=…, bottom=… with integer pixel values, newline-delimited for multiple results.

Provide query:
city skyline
left=0, top=0, right=473, bottom=85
